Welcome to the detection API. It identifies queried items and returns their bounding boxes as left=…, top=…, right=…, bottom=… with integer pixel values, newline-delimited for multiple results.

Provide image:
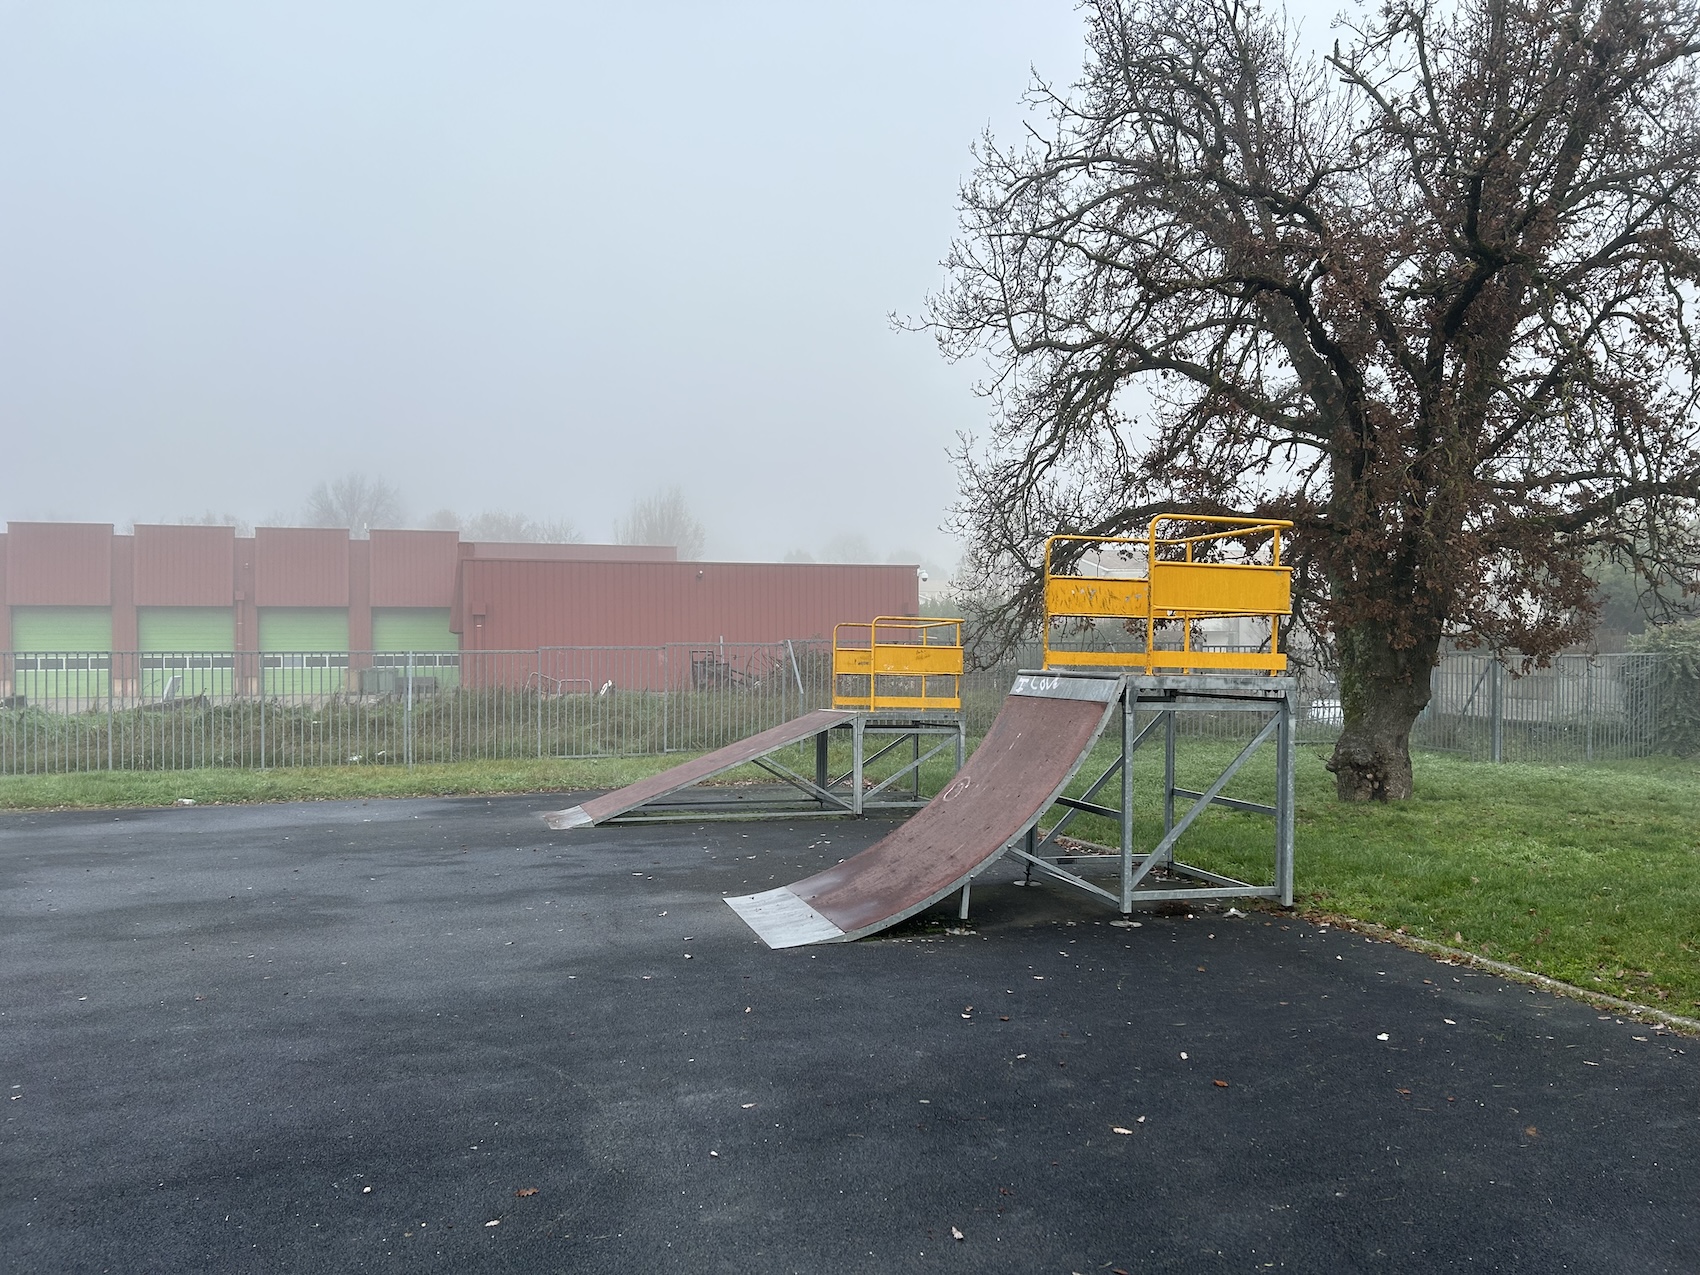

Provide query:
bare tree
left=929, top=0, right=1700, bottom=799
left=615, top=487, right=706, bottom=559
left=460, top=511, right=583, bottom=543
left=175, top=510, right=253, bottom=536
left=303, top=474, right=404, bottom=538
left=820, top=532, right=877, bottom=563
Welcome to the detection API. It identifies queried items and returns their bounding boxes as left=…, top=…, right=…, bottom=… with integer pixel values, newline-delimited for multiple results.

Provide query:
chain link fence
left=0, top=645, right=1683, bottom=775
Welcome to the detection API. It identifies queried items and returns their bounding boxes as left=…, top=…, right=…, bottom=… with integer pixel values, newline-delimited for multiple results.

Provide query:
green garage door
left=11, top=607, right=112, bottom=702
left=139, top=607, right=236, bottom=699
left=259, top=608, right=349, bottom=696
left=371, top=608, right=460, bottom=689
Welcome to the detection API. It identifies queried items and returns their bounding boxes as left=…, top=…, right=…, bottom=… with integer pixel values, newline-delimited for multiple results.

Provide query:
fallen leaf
left=515, top=1188, right=538, bottom=1198
left=485, top=1220, right=500, bottom=1227
left=1524, top=1126, right=1539, bottom=1137
left=741, top=1103, right=755, bottom=1109
left=1112, top=1126, right=1134, bottom=1135
left=1396, top=1088, right=1412, bottom=1097
left=1213, top=1079, right=1229, bottom=1088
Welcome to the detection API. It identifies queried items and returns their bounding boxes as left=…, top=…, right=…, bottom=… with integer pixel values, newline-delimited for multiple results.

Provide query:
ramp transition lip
left=724, top=887, right=846, bottom=948
left=727, top=674, right=1122, bottom=946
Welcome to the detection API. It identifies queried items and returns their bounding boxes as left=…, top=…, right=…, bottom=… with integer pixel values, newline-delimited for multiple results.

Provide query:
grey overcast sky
left=0, top=1, right=1339, bottom=566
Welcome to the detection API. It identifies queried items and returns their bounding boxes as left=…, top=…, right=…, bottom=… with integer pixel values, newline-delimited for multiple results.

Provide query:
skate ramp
left=542, top=708, right=854, bottom=830
left=726, top=674, right=1122, bottom=947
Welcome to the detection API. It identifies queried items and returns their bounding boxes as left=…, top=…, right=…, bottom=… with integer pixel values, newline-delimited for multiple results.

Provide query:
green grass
left=3, top=735, right=1697, bottom=1016
left=1045, top=737, right=1700, bottom=1015
left=0, top=756, right=675, bottom=809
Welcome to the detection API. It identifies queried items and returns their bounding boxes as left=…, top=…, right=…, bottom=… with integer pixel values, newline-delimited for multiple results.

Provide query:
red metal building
left=2, top=522, right=919, bottom=692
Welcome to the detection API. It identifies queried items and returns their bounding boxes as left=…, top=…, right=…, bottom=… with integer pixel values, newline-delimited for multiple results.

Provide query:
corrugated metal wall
left=370, top=530, right=460, bottom=606
left=453, top=559, right=918, bottom=690
left=254, top=528, right=350, bottom=607
left=133, top=525, right=236, bottom=607
left=5, top=523, right=112, bottom=605
left=6, top=525, right=920, bottom=677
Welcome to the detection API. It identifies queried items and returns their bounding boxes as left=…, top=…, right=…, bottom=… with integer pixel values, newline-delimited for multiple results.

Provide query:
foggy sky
left=0, top=1, right=1338, bottom=570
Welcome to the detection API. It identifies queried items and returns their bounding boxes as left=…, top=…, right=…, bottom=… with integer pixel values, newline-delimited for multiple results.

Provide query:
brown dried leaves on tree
left=928, top=0, right=1700, bottom=799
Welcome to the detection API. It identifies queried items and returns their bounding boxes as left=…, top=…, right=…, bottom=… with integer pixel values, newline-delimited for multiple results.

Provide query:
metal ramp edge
left=726, top=673, right=1124, bottom=948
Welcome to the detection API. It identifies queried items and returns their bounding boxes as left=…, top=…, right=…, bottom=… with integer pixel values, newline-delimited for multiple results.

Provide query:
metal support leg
left=1120, top=681, right=1135, bottom=913
left=816, top=730, right=830, bottom=806
left=851, top=715, right=865, bottom=816
left=958, top=881, right=972, bottom=921
left=1163, top=708, right=1177, bottom=839
left=1276, top=683, right=1295, bottom=907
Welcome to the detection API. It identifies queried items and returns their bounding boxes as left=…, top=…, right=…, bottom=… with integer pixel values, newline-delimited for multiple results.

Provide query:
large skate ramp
left=543, top=708, right=854, bottom=830
left=726, top=674, right=1122, bottom=947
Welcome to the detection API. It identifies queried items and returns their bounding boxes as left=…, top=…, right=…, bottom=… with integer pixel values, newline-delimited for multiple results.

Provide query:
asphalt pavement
left=2, top=792, right=1696, bottom=1273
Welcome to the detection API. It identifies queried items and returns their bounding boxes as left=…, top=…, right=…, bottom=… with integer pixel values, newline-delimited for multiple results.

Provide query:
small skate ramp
left=726, top=674, right=1122, bottom=947
left=543, top=708, right=854, bottom=830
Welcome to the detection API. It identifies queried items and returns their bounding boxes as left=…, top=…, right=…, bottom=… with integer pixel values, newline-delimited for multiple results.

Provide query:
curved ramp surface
left=727, top=674, right=1122, bottom=947
left=542, top=708, right=854, bottom=830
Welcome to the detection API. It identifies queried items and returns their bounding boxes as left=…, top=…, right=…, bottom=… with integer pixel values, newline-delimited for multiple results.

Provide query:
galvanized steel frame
left=603, top=710, right=966, bottom=824
left=962, top=673, right=1295, bottom=917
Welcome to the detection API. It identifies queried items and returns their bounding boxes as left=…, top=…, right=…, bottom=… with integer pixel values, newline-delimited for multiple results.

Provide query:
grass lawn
left=1074, top=739, right=1700, bottom=1016
left=0, top=756, right=675, bottom=810
left=2, top=739, right=1697, bottom=1016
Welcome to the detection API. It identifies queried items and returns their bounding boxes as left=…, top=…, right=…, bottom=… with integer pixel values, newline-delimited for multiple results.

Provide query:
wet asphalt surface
left=2, top=793, right=1697, bottom=1273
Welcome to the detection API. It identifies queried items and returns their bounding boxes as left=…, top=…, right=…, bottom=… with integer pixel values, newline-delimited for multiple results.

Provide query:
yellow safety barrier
left=833, top=617, right=964, bottom=712
left=1043, top=515, right=1293, bottom=674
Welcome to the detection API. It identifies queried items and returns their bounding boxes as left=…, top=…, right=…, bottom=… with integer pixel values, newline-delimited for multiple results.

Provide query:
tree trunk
left=1326, top=623, right=1439, bottom=801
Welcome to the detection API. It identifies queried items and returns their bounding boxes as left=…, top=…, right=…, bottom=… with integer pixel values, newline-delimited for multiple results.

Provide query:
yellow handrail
left=1042, top=514, right=1293, bottom=674
left=833, top=616, right=964, bottom=711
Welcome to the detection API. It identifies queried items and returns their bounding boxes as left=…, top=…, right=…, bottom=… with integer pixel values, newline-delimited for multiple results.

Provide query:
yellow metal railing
left=1043, top=514, right=1293, bottom=674
left=833, top=617, right=964, bottom=711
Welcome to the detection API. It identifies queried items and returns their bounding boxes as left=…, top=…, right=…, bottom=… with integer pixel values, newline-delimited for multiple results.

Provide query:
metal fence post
left=1490, top=661, right=1504, bottom=763
left=1584, top=657, right=1595, bottom=763
left=405, top=651, right=414, bottom=769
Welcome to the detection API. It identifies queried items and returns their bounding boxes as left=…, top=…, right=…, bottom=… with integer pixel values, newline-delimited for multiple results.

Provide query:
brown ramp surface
left=542, top=708, right=854, bottom=830
left=726, top=674, right=1122, bottom=947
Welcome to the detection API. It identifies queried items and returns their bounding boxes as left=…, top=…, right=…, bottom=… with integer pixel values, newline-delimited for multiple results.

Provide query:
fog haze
left=0, top=2, right=1097, bottom=568
left=2, top=1, right=1343, bottom=569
